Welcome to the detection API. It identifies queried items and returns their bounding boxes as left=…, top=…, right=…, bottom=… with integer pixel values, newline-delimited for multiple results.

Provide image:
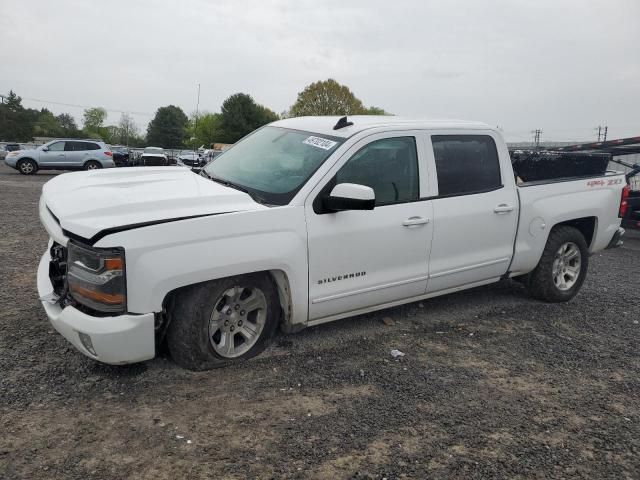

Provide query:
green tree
left=365, top=106, right=390, bottom=115
left=82, top=107, right=107, bottom=130
left=5, top=90, right=23, bottom=112
left=289, top=79, right=368, bottom=117
left=0, top=90, right=34, bottom=141
left=82, top=107, right=110, bottom=140
left=187, top=112, right=222, bottom=148
left=33, top=108, right=63, bottom=137
left=218, top=93, right=278, bottom=143
left=56, top=113, right=80, bottom=136
left=146, top=105, right=189, bottom=148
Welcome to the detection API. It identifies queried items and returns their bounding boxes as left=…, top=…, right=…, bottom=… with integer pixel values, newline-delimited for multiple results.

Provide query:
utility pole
left=193, top=83, right=201, bottom=153
left=595, top=124, right=608, bottom=142
left=532, top=129, right=542, bottom=149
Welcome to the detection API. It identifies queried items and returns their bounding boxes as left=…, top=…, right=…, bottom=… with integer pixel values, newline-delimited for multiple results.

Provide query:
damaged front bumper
left=37, top=246, right=156, bottom=365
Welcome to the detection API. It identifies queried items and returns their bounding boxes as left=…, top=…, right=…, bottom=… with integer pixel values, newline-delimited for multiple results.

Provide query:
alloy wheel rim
left=552, top=242, right=581, bottom=291
left=21, top=162, right=33, bottom=173
left=87, top=163, right=98, bottom=170
left=208, top=286, right=267, bottom=358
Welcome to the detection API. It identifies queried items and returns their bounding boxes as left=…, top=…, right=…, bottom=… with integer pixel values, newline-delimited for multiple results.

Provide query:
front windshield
left=204, top=126, right=344, bottom=205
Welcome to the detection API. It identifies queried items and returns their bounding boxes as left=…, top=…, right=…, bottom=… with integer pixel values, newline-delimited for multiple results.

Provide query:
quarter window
left=336, top=137, right=419, bottom=205
left=432, top=135, right=502, bottom=196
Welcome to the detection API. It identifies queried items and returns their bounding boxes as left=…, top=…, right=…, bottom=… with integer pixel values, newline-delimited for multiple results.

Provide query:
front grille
left=49, top=242, right=67, bottom=296
left=142, top=157, right=167, bottom=166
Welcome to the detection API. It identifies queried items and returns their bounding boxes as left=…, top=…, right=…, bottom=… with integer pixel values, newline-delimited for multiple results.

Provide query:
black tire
left=527, top=226, right=589, bottom=302
left=84, top=160, right=102, bottom=171
left=167, top=273, right=280, bottom=370
left=17, top=158, right=37, bottom=175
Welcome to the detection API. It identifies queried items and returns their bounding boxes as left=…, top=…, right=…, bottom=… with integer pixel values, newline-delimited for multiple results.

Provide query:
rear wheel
left=527, top=226, right=589, bottom=302
left=167, top=274, right=280, bottom=370
left=17, top=159, right=37, bottom=175
left=84, top=160, right=102, bottom=170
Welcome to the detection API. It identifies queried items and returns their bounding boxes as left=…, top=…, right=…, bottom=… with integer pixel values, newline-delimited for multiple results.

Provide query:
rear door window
left=431, top=135, right=502, bottom=197
left=64, top=141, right=85, bottom=152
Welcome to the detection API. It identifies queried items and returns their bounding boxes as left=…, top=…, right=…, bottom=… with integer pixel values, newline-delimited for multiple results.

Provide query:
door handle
left=402, top=216, right=430, bottom=227
left=494, top=204, right=514, bottom=214
left=58, top=154, right=65, bottom=157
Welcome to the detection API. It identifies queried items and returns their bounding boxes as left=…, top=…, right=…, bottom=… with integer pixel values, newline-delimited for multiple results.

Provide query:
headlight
left=7, top=152, right=19, bottom=157
left=67, top=241, right=126, bottom=313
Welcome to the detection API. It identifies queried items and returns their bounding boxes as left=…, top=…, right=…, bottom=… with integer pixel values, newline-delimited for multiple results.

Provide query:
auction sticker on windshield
left=303, top=136, right=338, bottom=150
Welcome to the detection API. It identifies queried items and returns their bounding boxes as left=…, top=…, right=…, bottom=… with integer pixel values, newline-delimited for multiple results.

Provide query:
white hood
left=42, top=167, right=265, bottom=240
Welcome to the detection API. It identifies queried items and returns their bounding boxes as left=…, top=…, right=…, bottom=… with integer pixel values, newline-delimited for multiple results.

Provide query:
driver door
left=39, top=141, right=66, bottom=167
left=305, top=132, right=434, bottom=322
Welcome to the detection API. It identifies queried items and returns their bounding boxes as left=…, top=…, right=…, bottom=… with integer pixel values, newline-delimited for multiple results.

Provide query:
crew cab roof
left=270, top=116, right=493, bottom=138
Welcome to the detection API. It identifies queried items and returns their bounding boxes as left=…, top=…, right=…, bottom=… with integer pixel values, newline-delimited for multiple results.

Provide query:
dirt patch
left=1, top=163, right=639, bottom=479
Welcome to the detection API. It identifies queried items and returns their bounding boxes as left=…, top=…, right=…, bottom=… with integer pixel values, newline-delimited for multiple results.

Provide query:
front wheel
left=527, top=226, right=589, bottom=302
left=167, top=274, right=280, bottom=370
left=17, top=159, right=37, bottom=175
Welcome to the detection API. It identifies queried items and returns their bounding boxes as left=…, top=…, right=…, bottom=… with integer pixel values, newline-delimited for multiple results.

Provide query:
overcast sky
left=2, top=0, right=638, bottom=143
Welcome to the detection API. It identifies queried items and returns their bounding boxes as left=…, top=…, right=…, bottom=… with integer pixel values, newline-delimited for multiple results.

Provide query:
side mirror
left=42, top=146, right=49, bottom=152
left=324, top=183, right=375, bottom=212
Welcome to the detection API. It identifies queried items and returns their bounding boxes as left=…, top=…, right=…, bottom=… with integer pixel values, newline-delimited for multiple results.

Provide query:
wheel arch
left=83, top=159, right=102, bottom=168
left=159, top=268, right=297, bottom=341
left=551, top=216, right=597, bottom=248
left=17, top=156, right=38, bottom=165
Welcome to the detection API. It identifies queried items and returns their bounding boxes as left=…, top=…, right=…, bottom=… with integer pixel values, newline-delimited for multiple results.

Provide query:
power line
left=19, top=96, right=153, bottom=117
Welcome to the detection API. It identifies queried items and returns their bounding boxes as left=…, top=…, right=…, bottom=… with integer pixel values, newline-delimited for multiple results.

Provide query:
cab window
left=336, top=137, right=419, bottom=205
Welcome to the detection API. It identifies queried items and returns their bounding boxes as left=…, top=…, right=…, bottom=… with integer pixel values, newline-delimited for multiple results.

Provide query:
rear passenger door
left=64, top=141, right=87, bottom=167
left=426, top=133, right=519, bottom=293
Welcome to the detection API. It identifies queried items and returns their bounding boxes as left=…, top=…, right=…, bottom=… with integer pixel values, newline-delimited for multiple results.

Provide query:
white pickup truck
left=37, top=116, right=627, bottom=370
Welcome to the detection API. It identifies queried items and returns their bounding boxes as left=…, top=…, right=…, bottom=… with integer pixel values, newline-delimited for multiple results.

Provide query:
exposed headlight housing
left=67, top=241, right=126, bottom=313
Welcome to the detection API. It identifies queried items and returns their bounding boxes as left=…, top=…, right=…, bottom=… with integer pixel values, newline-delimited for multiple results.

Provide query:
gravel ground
left=1, top=163, right=639, bottom=480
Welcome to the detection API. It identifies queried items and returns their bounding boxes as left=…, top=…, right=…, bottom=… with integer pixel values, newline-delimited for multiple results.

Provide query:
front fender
left=95, top=206, right=309, bottom=327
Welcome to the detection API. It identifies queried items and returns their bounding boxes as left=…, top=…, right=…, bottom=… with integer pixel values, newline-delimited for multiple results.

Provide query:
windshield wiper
left=202, top=172, right=267, bottom=205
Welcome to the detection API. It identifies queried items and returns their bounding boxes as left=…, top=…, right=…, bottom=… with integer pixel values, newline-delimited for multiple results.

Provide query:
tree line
left=0, top=79, right=388, bottom=148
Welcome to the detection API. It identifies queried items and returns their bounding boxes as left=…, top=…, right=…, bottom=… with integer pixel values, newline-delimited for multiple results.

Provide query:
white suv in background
left=4, top=139, right=115, bottom=175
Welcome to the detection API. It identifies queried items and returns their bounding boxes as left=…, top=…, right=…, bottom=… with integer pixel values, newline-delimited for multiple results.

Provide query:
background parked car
left=5, top=143, right=21, bottom=153
left=139, top=146, right=168, bottom=167
left=0, top=143, right=22, bottom=160
left=176, top=150, right=204, bottom=168
left=110, top=145, right=131, bottom=167
left=4, top=139, right=114, bottom=175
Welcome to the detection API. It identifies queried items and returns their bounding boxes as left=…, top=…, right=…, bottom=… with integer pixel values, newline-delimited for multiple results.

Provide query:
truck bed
left=508, top=171, right=626, bottom=276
